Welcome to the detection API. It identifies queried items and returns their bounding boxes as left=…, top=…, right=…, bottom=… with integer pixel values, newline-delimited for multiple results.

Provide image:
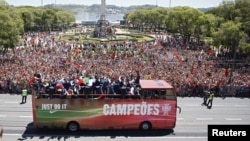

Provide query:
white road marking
left=234, top=105, right=248, bottom=107
left=186, top=105, right=200, bottom=107
left=4, top=101, right=19, bottom=104
left=214, top=105, right=224, bottom=107
left=177, top=118, right=184, bottom=120
left=225, top=118, right=242, bottom=121
left=0, top=115, right=7, bottom=117
left=196, top=118, right=213, bottom=120
left=19, top=116, right=32, bottom=118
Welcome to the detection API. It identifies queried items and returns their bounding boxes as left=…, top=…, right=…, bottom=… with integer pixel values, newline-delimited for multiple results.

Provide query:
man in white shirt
left=88, top=76, right=96, bottom=93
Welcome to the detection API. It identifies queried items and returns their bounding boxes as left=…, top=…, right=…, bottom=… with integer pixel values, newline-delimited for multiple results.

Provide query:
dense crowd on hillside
left=0, top=31, right=249, bottom=97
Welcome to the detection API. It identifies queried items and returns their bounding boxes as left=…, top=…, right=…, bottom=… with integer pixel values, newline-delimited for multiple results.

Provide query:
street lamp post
left=228, top=40, right=237, bottom=84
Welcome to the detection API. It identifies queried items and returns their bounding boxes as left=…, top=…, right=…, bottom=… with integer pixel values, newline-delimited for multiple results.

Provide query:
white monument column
left=100, top=0, right=106, bottom=20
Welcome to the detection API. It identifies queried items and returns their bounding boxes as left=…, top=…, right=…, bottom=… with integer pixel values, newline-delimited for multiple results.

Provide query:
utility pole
left=54, top=0, right=56, bottom=8
left=228, top=40, right=237, bottom=84
left=169, top=0, right=172, bottom=8
left=41, top=0, right=43, bottom=7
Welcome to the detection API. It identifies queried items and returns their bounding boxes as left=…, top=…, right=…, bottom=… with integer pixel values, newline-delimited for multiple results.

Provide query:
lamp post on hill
left=54, top=0, right=56, bottom=8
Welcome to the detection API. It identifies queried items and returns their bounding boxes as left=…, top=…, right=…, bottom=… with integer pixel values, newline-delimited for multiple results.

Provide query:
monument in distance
left=92, top=0, right=113, bottom=38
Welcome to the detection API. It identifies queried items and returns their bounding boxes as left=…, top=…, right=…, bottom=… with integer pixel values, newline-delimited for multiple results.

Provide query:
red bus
left=31, top=80, right=180, bottom=132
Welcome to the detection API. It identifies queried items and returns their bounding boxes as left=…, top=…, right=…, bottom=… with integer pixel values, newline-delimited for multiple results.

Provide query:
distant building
left=81, top=21, right=97, bottom=27
left=120, top=20, right=128, bottom=25
left=110, top=20, right=120, bottom=27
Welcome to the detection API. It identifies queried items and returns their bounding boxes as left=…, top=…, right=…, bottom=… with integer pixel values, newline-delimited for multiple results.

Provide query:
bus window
left=141, top=90, right=151, bottom=99
left=158, top=90, right=167, bottom=99
left=166, top=89, right=176, bottom=100
left=151, top=89, right=159, bottom=99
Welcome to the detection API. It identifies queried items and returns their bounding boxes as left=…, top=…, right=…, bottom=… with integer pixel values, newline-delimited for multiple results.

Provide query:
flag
left=111, top=52, right=115, bottom=60
left=74, top=63, right=80, bottom=69
left=207, top=48, right=213, bottom=55
left=190, top=65, right=194, bottom=74
left=94, top=93, right=106, bottom=100
left=178, top=55, right=186, bottom=62
left=167, top=52, right=173, bottom=60
left=28, top=77, right=35, bottom=86
left=225, top=68, right=229, bottom=77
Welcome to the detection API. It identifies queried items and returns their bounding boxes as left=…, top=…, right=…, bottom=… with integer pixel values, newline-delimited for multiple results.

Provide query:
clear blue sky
left=6, top=0, right=225, bottom=8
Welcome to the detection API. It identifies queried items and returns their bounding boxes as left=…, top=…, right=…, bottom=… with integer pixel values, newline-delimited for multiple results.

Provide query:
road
left=0, top=94, right=250, bottom=141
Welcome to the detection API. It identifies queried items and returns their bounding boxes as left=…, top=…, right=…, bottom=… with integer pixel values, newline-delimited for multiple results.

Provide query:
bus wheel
left=139, top=121, right=152, bottom=130
left=67, top=121, right=79, bottom=132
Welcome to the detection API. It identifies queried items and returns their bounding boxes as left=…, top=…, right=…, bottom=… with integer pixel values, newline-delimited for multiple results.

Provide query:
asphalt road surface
left=0, top=94, right=250, bottom=141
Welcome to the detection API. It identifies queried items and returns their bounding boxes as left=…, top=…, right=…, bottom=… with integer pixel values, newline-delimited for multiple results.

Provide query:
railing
left=1, top=83, right=249, bottom=98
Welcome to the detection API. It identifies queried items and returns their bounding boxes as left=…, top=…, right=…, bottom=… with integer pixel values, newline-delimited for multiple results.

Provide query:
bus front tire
left=67, top=121, right=79, bottom=132
left=139, top=121, right=152, bottom=130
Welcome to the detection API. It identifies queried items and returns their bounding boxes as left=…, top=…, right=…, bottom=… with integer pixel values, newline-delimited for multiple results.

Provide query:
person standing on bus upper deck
left=88, top=76, right=96, bottom=94
left=34, top=73, right=42, bottom=96
left=109, top=79, right=117, bottom=95
left=76, top=76, right=84, bottom=95
left=118, top=76, right=124, bottom=87
left=102, top=76, right=110, bottom=94
left=134, top=71, right=140, bottom=86
left=124, top=77, right=131, bottom=94
left=72, top=77, right=81, bottom=95
left=93, top=76, right=102, bottom=94
left=55, top=79, right=66, bottom=96
left=130, top=84, right=137, bottom=95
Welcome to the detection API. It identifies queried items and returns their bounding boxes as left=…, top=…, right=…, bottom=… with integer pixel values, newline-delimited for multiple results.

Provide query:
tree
left=208, top=0, right=250, bottom=51
left=56, top=10, right=75, bottom=31
left=41, top=8, right=57, bottom=32
left=0, top=6, right=22, bottom=55
left=212, top=21, right=246, bottom=83
left=168, top=6, right=204, bottom=45
left=147, top=8, right=166, bottom=32
left=125, top=9, right=147, bottom=31
left=15, top=7, right=35, bottom=31
left=212, top=21, right=245, bottom=51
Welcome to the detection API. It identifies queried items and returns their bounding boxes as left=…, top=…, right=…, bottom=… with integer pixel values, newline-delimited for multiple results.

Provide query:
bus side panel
left=34, top=99, right=177, bottom=130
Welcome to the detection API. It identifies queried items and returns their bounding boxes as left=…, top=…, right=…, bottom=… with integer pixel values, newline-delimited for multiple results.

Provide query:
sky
left=5, top=0, right=225, bottom=8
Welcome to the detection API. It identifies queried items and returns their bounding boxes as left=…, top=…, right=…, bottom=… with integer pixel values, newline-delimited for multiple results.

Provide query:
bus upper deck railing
left=31, top=87, right=176, bottom=100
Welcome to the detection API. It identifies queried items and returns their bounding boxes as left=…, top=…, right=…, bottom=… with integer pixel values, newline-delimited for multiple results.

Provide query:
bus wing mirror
left=177, top=106, right=181, bottom=113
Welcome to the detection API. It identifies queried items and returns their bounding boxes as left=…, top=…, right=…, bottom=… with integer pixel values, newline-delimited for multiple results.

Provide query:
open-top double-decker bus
left=31, top=80, right=180, bottom=132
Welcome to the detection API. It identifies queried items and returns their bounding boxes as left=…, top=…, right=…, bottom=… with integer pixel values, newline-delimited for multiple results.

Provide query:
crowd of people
left=0, top=30, right=249, bottom=97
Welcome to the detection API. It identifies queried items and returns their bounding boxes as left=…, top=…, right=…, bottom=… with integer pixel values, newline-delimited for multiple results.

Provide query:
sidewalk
left=114, top=28, right=130, bottom=34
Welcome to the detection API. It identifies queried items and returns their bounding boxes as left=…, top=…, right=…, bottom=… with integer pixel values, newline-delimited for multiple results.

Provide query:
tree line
left=0, top=1, right=75, bottom=54
left=124, top=0, right=250, bottom=53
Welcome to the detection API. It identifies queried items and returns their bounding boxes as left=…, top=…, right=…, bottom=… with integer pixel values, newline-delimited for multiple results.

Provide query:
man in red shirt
left=28, top=77, right=35, bottom=86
